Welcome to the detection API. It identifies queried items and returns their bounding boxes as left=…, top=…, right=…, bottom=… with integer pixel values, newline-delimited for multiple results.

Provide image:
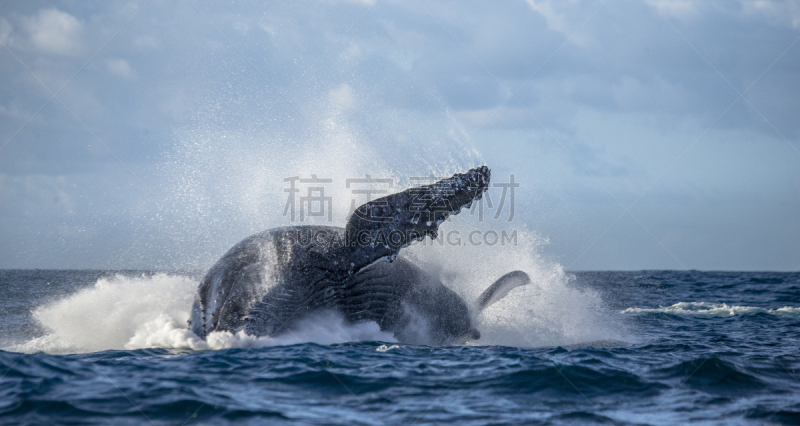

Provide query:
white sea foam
left=11, top=235, right=626, bottom=354
left=621, top=302, right=800, bottom=318
left=403, top=221, right=627, bottom=348
left=376, top=344, right=401, bottom=352
left=11, top=274, right=395, bottom=354
left=14, top=274, right=197, bottom=354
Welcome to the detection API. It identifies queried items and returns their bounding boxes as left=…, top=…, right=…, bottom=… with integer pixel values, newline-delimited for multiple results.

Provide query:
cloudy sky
left=1, top=0, right=798, bottom=270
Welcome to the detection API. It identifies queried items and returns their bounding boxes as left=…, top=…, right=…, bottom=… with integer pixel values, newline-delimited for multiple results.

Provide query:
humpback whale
left=189, top=166, right=529, bottom=345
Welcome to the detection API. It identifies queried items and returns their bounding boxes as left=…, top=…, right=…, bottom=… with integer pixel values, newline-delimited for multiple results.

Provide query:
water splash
left=12, top=223, right=624, bottom=355
left=12, top=274, right=396, bottom=354
left=403, top=218, right=625, bottom=348
left=11, top=71, right=625, bottom=354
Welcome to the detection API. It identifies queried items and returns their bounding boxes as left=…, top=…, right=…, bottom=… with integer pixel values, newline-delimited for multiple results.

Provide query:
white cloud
left=525, top=0, right=573, bottom=35
left=1, top=1, right=798, bottom=270
left=524, top=0, right=593, bottom=45
left=646, top=0, right=698, bottom=18
left=740, top=0, right=800, bottom=27
left=106, top=58, right=136, bottom=80
left=22, top=8, right=83, bottom=56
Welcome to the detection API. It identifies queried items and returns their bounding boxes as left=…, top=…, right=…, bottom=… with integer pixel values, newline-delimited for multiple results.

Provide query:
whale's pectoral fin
left=338, top=166, right=490, bottom=277
left=475, top=270, right=530, bottom=312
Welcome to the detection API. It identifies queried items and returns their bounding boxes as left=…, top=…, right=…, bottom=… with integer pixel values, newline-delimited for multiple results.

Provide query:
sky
left=0, top=0, right=798, bottom=271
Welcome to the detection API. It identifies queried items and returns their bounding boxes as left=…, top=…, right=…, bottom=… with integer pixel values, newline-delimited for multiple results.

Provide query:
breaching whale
left=189, top=166, right=529, bottom=345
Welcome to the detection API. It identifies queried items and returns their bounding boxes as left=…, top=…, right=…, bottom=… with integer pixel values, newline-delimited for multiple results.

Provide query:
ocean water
left=1, top=269, right=799, bottom=425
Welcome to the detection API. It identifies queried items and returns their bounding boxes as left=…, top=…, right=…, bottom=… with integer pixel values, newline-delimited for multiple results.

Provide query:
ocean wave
left=621, top=302, right=800, bottom=318
left=655, top=357, right=765, bottom=392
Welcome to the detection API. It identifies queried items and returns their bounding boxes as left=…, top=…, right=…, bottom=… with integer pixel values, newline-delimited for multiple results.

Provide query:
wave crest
left=621, top=302, right=800, bottom=318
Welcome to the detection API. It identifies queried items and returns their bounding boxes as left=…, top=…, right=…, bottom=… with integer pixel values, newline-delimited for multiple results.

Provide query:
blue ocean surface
left=1, top=269, right=799, bottom=425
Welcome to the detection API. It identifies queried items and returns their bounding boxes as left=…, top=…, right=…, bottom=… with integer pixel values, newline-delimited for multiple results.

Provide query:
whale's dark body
left=189, top=167, right=529, bottom=345
left=189, top=226, right=480, bottom=344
